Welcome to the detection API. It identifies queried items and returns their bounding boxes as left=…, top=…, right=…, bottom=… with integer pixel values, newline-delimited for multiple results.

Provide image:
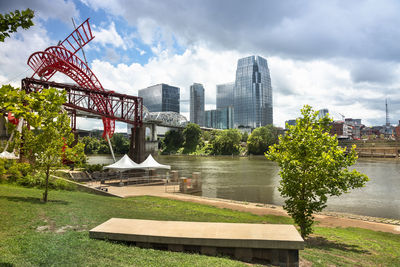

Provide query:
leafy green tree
left=112, top=133, right=130, bottom=154
left=182, top=123, right=202, bottom=154
left=162, top=130, right=184, bottom=154
left=1, top=85, right=85, bottom=202
left=210, top=129, right=241, bottom=155
left=247, top=125, right=280, bottom=155
left=0, top=9, right=34, bottom=42
left=266, top=105, right=369, bottom=238
left=241, top=131, right=248, bottom=142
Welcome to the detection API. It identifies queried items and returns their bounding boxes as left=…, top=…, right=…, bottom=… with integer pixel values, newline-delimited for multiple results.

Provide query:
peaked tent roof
left=103, top=154, right=141, bottom=171
left=138, top=154, right=171, bottom=170
left=0, top=151, right=19, bottom=159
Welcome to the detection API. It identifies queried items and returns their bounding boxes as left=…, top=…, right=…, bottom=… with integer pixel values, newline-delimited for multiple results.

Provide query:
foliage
left=182, top=123, right=202, bottom=154
left=0, top=8, right=34, bottom=42
left=83, top=163, right=105, bottom=173
left=241, top=131, right=248, bottom=142
left=247, top=124, right=280, bottom=155
left=209, top=129, right=242, bottom=155
left=266, top=105, right=369, bottom=238
left=161, top=130, right=184, bottom=154
left=1, top=85, right=85, bottom=202
left=16, top=172, right=75, bottom=190
left=80, top=134, right=129, bottom=155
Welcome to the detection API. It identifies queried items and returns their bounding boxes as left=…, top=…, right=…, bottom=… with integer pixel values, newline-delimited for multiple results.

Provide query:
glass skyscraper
left=138, top=84, right=180, bottom=113
left=234, top=55, right=273, bottom=128
left=190, top=83, right=205, bottom=126
left=216, top=82, right=235, bottom=109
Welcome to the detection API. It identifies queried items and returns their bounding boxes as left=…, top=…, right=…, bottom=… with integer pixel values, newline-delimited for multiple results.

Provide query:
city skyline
left=1, top=1, right=400, bottom=131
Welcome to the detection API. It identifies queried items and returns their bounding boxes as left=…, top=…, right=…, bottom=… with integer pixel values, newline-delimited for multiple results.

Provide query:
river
left=88, top=155, right=400, bottom=220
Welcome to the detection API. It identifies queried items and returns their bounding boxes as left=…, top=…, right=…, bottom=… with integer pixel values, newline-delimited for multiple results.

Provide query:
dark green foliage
left=0, top=8, right=34, bottom=42
left=241, top=131, right=248, bottom=142
left=83, top=164, right=104, bottom=173
left=209, top=129, right=242, bottom=155
left=161, top=130, right=184, bottom=154
left=182, top=123, right=202, bottom=154
left=81, top=134, right=129, bottom=155
left=267, top=105, right=369, bottom=238
left=247, top=125, right=280, bottom=155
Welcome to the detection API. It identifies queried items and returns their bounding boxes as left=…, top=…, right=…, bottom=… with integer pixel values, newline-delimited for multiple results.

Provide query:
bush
left=83, top=163, right=104, bottom=173
left=7, top=162, right=32, bottom=182
left=16, top=172, right=75, bottom=190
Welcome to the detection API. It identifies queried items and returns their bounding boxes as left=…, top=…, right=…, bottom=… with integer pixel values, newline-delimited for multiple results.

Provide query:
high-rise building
left=138, top=84, right=180, bottom=113
left=318, top=109, right=329, bottom=119
left=216, top=82, right=235, bottom=109
left=190, top=83, right=205, bottom=126
left=234, top=55, right=273, bottom=128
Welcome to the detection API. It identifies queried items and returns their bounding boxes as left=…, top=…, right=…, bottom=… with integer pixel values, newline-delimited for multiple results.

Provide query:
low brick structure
left=89, top=218, right=304, bottom=266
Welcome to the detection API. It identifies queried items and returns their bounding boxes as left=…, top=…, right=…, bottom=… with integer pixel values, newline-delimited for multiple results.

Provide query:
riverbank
left=87, top=182, right=400, bottom=235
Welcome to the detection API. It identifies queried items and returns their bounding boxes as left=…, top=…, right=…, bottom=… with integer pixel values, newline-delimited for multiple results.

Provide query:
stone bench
left=90, top=218, right=304, bottom=266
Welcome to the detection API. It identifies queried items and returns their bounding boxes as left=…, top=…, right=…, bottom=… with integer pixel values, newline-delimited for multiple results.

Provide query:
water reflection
left=88, top=154, right=400, bottom=219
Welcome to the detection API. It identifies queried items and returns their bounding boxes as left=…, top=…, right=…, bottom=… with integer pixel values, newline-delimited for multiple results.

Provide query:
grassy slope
left=0, top=185, right=399, bottom=266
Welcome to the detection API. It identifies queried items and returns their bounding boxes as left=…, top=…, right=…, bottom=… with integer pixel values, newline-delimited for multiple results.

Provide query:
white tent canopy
left=103, top=154, right=141, bottom=171
left=137, top=154, right=171, bottom=170
left=0, top=151, right=19, bottom=159
left=103, top=154, right=171, bottom=171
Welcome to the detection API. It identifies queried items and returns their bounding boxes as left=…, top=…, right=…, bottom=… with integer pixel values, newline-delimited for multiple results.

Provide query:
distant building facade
left=138, top=84, right=180, bottom=113
left=234, top=55, right=273, bottom=128
left=205, top=106, right=234, bottom=129
left=318, top=108, right=329, bottom=119
left=190, top=83, right=205, bottom=126
left=216, top=82, right=235, bottom=109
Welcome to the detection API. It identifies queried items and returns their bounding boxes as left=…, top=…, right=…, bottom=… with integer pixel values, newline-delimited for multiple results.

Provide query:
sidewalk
left=89, top=182, right=400, bottom=235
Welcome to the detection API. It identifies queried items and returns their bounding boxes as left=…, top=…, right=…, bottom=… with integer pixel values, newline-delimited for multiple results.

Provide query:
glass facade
left=216, top=82, right=235, bottom=109
left=190, top=83, right=205, bottom=126
left=205, top=106, right=234, bottom=129
left=234, top=55, right=273, bottom=128
left=138, top=84, right=180, bottom=113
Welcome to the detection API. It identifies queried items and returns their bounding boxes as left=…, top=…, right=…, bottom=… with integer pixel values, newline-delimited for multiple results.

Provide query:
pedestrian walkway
left=87, top=182, right=400, bottom=235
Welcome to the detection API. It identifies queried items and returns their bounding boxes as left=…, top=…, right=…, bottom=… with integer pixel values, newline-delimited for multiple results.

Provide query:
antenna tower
left=385, top=98, right=390, bottom=126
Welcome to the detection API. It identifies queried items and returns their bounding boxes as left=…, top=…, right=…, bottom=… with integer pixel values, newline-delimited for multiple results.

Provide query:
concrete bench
left=90, top=218, right=304, bottom=266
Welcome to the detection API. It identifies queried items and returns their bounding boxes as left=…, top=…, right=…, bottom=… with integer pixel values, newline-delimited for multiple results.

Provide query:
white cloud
left=92, top=22, right=127, bottom=50
left=0, top=21, right=52, bottom=87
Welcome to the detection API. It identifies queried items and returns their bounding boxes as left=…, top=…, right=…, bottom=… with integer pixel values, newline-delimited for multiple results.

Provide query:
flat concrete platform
left=90, top=218, right=304, bottom=265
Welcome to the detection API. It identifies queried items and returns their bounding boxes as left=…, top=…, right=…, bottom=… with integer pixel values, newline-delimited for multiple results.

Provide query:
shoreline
left=86, top=182, right=400, bottom=235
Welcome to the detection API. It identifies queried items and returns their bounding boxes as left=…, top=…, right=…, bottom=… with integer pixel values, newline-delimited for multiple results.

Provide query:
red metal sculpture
left=27, top=19, right=115, bottom=138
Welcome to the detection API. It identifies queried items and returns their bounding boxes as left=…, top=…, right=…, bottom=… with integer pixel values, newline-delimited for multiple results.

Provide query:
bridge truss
left=21, top=78, right=143, bottom=131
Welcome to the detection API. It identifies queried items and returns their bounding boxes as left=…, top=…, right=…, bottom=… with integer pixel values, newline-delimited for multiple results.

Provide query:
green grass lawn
left=0, top=185, right=399, bottom=266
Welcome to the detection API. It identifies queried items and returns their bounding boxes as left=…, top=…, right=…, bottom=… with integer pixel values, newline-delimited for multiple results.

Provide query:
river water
left=88, top=155, right=400, bottom=220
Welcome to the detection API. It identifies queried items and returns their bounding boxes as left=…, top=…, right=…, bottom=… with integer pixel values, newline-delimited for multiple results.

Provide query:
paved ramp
left=90, top=218, right=304, bottom=266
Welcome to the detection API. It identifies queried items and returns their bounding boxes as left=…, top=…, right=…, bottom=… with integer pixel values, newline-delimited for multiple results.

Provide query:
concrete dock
left=90, top=218, right=304, bottom=266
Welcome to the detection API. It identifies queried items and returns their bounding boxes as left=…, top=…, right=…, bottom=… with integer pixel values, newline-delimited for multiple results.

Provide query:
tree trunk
left=43, top=165, right=50, bottom=202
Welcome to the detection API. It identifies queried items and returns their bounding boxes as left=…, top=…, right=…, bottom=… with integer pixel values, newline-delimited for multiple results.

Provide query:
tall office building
left=190, top=83, right=205, bottom=126
left=138, top=84, right=180, bottom=113
left=234, top=55, right=273, bottom=128
left=216, top=82, right=235, bottom=109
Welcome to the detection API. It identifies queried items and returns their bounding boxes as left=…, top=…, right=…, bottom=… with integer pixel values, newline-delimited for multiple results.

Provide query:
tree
left=1, top=85, right=85, bottom=202
left=210, top=129, right=241, bottom=155
left=182, top=123, right=202, bottom=154
left=266, top=105, right=369, bottom=238
left=247, top=125, right=280, bottom=155
left=0, top=9, right=34, bottom=42
left=162, top=130, right=183, bottom=154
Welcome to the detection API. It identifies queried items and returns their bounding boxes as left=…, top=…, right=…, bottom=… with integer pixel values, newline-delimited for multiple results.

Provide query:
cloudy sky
left=1, top=0, right=400, bottom=132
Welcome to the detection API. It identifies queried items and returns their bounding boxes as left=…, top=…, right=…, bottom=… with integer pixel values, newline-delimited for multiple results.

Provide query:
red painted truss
left=26, top=18, right=118, bottom=138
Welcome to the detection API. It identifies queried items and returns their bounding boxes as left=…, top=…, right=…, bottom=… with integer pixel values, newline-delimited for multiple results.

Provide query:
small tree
left=247, top=125, right=280, bottom=155
left=22, top=88, right=85, bottom=202
left=210, top=129, right=241, bottom=155
left=0, top=9, right=34, bottom=42
left=162, top=130, right=184, bottom=154
left=182, top=123, right=202, bottom=154
left=266, top=105, right=369, bottom=238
